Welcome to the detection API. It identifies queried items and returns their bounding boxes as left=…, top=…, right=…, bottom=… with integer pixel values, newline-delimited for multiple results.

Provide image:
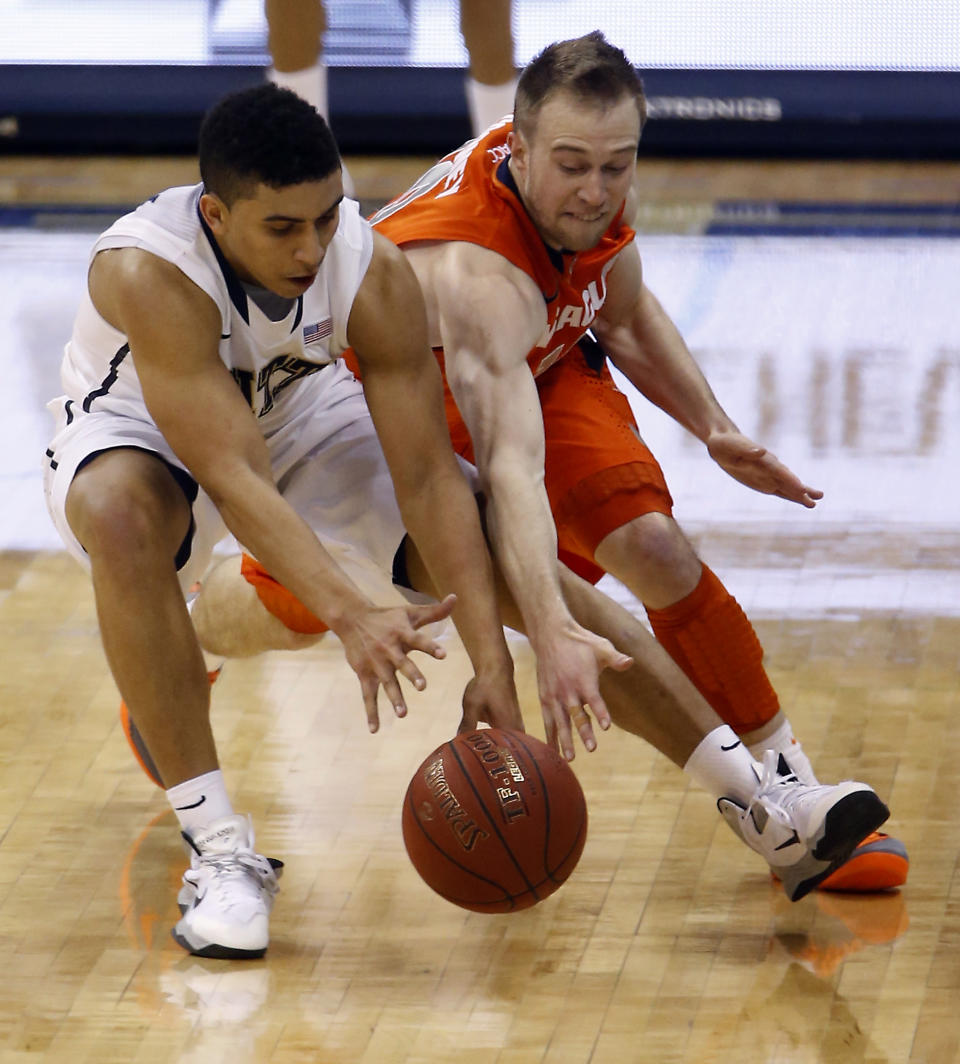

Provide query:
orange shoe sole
left=817, top=831, right=909, bottom=892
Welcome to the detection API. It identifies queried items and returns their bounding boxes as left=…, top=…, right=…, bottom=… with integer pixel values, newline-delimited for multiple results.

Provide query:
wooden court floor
left=1, top=154, right=959, bottom=1063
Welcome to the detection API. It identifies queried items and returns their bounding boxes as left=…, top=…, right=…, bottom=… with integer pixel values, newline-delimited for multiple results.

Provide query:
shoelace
left=192, top=851, right=279, bottom=907
left=744, top=749, right=802, bottom=829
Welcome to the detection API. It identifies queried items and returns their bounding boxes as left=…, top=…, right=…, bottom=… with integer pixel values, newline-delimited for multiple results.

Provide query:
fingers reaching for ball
left=542, top=701, right=605, bottom=762
left=336, top=599, right=456, bottom=731
left=568, top=704, right=600, bottom=757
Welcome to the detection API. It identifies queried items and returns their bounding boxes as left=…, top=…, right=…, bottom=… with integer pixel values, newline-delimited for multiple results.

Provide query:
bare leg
left=65, top=450, right=216, bottom=787
left=594, top=511, right=700, bottom=609
left=459, top=0, right=517, bottom=135
left=264, top=1, right=352, bottom=192
left=459, top=0, right=514, bottom=85
left=592, top=502, right=905, bottom=893
left=192, top=555, right=323, bottom=657
left=265, top=0, right=324, bottom=72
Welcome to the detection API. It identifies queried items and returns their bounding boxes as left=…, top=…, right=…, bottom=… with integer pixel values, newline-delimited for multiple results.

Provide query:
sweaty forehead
left=532, top=91, right=640, bottom=149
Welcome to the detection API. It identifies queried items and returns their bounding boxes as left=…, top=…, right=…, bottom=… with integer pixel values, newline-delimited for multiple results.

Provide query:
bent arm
left=591, top=243, right=737, bottom=442
left=348, top=234, right=516, bottom=688
left=593, top=244, right=822, bottom=506
left=90, top=248, right=376, bottom=633
left=431, top=243, right=568, bottom=645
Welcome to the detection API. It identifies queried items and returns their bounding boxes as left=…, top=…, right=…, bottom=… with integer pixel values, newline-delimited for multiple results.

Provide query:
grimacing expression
left=508, top=89, right=640, bottom=252
left=200, top=174, right=344, bottom=298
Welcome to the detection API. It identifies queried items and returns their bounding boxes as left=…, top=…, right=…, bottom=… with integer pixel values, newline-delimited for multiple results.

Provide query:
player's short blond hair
left=514, top=31, right=646, bottom=140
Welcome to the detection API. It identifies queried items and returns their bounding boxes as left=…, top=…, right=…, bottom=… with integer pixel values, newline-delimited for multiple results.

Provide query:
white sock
left=684, top=725, right=760, bottom=806
left=747, top=720, right=818, bottom=785
left=167, top=769, right=234, bottom=836
left=267, top=62, right=354, bottom=195
left=464, top=75, right=518, bottom=136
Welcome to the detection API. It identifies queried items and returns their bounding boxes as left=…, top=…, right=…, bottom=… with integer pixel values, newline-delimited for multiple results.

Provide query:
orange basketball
left=401, top=727, right=588, bottom=913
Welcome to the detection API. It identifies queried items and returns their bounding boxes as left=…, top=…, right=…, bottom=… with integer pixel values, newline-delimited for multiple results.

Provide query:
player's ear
left=507, top=130, right=526, bottom=176
left=198, top=191, right=229, bottom=233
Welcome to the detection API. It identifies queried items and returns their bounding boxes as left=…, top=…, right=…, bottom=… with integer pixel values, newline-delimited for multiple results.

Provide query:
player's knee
left=66, top=456, right=190, bottom=561
left=598, top=512, right=701, bottom=593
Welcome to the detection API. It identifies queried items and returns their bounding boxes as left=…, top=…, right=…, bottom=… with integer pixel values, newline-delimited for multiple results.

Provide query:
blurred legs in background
left=459, top=0, right=517, bottom=134
left=265, top=0, right=517, bottom=183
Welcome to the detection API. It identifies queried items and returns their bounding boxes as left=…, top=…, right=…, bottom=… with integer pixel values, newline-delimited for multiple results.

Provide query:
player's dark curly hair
left=514, top=31, right=646, bottom=138
left=198, top=83, right=341, bottom=204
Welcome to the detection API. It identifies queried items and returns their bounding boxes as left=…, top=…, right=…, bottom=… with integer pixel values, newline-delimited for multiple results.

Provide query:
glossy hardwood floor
left=1, top=152, right=958, bottom=1062
left=2, top=552, right=955, bottom=1063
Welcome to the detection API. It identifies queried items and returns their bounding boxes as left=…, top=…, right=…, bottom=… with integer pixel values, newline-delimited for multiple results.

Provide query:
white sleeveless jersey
left=56, top=183, right=374, bottom=440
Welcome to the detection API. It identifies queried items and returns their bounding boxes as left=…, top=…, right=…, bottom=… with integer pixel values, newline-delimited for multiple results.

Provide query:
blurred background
left=2, top=0, right=959, bottom=156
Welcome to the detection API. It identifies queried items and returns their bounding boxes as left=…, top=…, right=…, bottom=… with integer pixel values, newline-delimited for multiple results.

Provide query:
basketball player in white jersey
left=43, top=84, right=530, bottom=959
left=44, top=85, right=889, bottom=961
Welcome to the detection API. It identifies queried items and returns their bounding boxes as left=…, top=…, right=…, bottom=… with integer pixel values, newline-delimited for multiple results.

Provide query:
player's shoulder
left=404, top=233, right=519, bottom=275
left=93, top=243, right=198, bottom=295
left=103, top=183, right=202, bottom=242
left=607, top=234, right=643, bottom=285
left=91, top=183, right=210, bottom=295
left=89, top=244, right=218, bottom=337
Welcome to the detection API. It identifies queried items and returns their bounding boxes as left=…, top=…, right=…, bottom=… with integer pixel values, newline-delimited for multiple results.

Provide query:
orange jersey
left=372, top=120, right=636, bottom=377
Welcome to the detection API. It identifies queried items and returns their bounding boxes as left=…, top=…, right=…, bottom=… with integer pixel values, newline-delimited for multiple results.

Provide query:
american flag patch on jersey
left=303, top=318, right=333, bottom=345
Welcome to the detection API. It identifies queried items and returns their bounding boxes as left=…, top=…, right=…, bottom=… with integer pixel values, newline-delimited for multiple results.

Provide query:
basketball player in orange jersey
left=349, top=31, right=906, bottom=893
left=181, top=51, right=904, bottom=907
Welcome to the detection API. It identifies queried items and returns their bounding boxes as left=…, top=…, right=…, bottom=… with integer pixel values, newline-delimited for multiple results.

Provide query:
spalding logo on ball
left=402, top=727, right=588, bottom=912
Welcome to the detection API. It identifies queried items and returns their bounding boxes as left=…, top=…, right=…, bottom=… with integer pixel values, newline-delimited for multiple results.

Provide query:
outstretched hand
left=535, top=621, right=633, bottom=761
left=337, top=593, right=457, bottom=732
left=706, top=430, right=823, bottom=508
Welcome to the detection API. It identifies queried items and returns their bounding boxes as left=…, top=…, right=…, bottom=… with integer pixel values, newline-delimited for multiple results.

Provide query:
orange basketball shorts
left=439, top=345, right=674, bottom=585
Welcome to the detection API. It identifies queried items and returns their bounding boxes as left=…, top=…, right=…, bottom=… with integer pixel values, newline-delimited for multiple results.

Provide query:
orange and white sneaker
left=120, top=668, right=222, bottom=788
left=755, top=749, right=909, bottom=894
left=815, top=831, right=909, bottom=892
left=718, top=750, right=890, bottom=902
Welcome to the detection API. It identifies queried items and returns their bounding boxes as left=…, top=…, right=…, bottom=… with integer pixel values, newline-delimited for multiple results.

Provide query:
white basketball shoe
left=172, top=814, right=281, bottom=959
left=719, top=750, right=889, bottom=901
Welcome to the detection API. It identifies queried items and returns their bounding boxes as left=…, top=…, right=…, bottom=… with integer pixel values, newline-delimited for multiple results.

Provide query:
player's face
left=507, top=90, right=640, bottom=252
left=202, top=174, right=344, bottom=298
